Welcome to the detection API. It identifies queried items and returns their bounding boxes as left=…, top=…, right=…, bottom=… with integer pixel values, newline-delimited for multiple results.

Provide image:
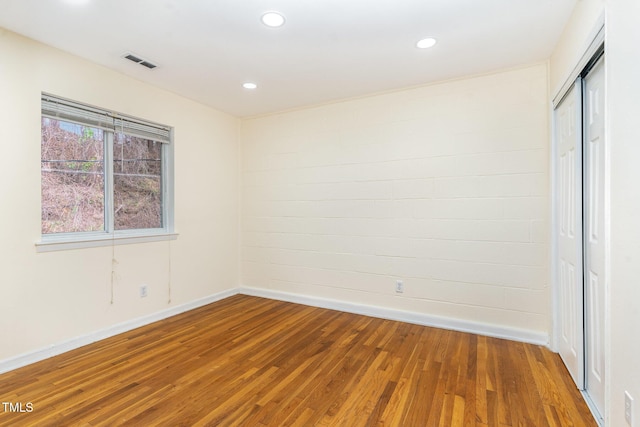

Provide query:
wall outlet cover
left=625, top=391, right=634, bottom=425
left=395, top=280, right=404, bottom=293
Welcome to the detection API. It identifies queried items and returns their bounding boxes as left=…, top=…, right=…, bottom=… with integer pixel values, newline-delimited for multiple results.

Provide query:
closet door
left=555, top=80, right=584, bottom=388
left=583, top=57, right=605, bottom=416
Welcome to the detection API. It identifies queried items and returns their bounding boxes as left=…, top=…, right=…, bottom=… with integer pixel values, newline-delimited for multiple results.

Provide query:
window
left=39, top=94, right=174, bottom=250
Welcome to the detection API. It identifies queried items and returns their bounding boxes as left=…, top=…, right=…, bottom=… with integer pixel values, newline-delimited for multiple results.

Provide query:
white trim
left=549, top=96, right=559, bottom=353
left=0, top=288, right=235, bottom=375
left=552, top=13, right=605, bottom=107
left=0, top=286, right=550, bottom=375
left=35, top=232, right=179, bottom=252
left=238, top=287, right=549, bottom=346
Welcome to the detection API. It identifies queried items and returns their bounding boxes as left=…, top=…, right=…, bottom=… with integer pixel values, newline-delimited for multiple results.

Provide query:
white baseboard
left=0, top=288, right=236, bottom=375
left=0, top=286, right=549, bottom=375
left=238, top=286, right=549, bottom=346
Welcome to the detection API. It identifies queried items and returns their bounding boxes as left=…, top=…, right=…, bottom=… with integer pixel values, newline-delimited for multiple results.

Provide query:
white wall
left=0, top=29, right=239, bottom=362
left=241, top=64, right=550, bottom=341
left=607, top=0, right=640, bottom=425
left=549, top=0, right=605, bottom=94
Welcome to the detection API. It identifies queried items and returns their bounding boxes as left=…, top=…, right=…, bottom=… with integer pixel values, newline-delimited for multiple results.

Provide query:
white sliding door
left=583, top=57, right=606, bottom=417
left=554, top=53, right=606, bottom=423
left=555, top=80, right=584, bottom=389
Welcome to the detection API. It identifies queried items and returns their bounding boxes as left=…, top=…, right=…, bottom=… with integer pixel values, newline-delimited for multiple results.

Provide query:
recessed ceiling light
left=243, top=82, right=258, bottom=90
left=62, top=0, right=91, bottom=4
left=261, top=11, right=286, bottom=28
left=416, top=38, right=437, bottom=49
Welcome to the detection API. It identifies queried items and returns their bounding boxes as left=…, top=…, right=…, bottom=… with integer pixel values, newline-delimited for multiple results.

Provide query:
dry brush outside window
left=113, top=133, right=162, bottom=230
left=41, top=120, right=105, bottom=233
left=40, top=94, right=173, bottom=241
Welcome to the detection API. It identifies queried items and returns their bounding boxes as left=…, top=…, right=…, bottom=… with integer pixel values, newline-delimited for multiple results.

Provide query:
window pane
left=113, top=133, right=162, bottom=230
left=41, top=118, right=105, bottom=234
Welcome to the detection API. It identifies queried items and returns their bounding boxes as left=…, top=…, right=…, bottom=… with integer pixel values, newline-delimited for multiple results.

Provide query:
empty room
left=0, top=0, right=639, bottom=425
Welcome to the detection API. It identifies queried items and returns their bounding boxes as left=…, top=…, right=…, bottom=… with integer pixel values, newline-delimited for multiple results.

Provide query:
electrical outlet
left=395, top=280, right=404, bottom=293
left=140, top=285, right=148, bottom=298
left=625, top=391, right=634, bottom=425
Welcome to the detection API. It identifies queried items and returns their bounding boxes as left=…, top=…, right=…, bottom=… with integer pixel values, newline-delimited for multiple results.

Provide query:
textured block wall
left=241, top=63, right=549, bottom=335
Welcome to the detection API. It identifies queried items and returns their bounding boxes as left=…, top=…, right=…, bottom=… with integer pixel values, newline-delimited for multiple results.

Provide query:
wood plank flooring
left=0, top=295, right=597, bottom=426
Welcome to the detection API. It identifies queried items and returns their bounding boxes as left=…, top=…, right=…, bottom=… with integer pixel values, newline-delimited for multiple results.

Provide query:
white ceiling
left=0, top=0, right=576, bottom=117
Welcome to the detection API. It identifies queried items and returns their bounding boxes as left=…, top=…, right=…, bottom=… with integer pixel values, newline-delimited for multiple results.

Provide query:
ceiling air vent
left=123, top=53, right=158, bottom=69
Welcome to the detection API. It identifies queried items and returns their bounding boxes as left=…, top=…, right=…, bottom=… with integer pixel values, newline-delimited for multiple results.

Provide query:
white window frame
left=36, top=93, right=177, bottom=252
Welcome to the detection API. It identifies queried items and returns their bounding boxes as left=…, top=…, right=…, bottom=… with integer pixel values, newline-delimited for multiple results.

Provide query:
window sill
left=36, top=232, right=179, bottom=253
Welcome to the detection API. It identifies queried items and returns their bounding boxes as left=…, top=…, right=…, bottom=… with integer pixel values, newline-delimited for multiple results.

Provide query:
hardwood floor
left=0, top=295, right=596, bottom=426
